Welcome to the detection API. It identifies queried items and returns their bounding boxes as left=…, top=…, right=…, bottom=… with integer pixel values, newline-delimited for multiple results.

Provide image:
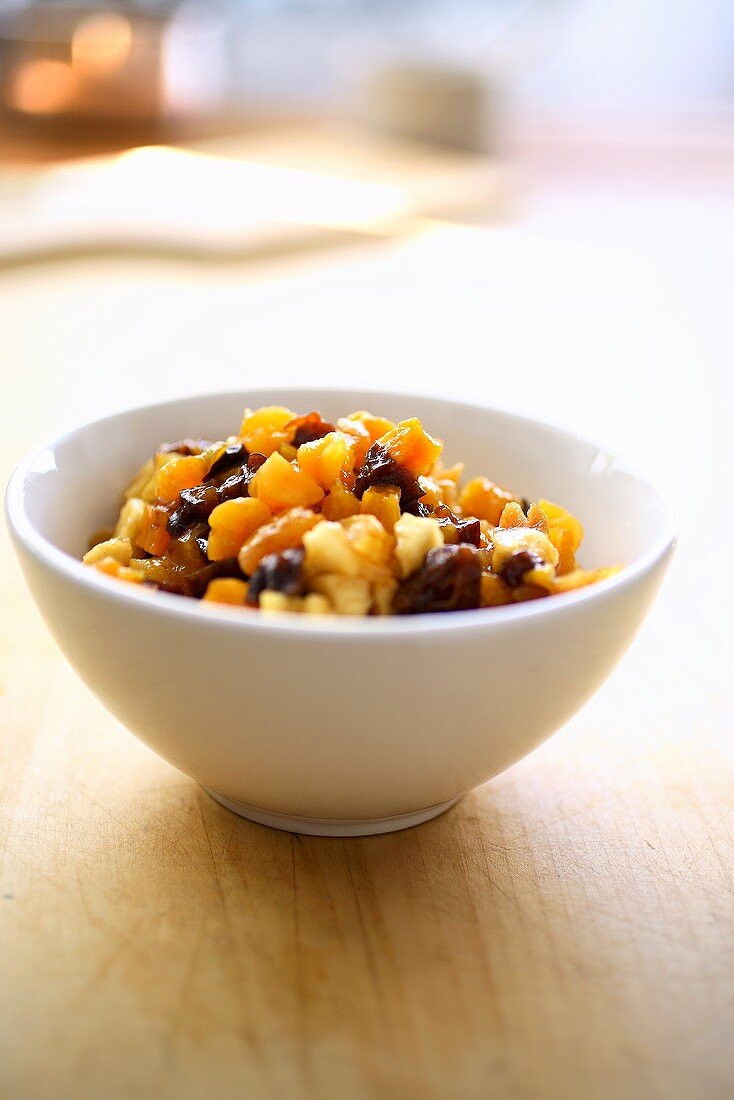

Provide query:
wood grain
left=1, top=145, right=733, bottom=1099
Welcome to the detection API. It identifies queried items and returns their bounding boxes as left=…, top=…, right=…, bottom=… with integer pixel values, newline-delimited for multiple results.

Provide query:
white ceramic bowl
left=6, top=389, right=676, bottom=836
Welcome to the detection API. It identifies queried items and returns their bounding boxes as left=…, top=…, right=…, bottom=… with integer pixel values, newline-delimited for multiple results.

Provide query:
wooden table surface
left=1, top=139, right=732, bottom=1100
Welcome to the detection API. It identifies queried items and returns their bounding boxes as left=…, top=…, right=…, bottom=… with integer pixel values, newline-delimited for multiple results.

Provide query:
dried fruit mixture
left=83, top=406, right=618, bottom=616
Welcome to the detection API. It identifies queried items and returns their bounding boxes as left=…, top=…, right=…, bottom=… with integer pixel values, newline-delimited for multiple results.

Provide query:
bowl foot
left=202, top=788, right=463, bottom=836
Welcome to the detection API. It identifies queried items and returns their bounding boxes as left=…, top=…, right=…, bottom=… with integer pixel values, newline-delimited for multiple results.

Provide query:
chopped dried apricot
left=497, top=501, right=528, bottom=529
left=157, top=454, right=209, bottom=503
left=360, top=485, right=401, bottom=533
left=336, top=417, right=372, bottom=465
left=525, top=503, right=549, bottom=533
left=552, top=529, right=576, bottom=575
left=376, top=418, right=442, bottom=477
left=207, top=498, right=272, bottom=561
left=297, top=431, right=356, bottom=490
left=203, top=578, right=250, bottom=605
left=460, top=477, right=519, bottom=526
left=249, top=452, right=324, bottom=512
left=238, top=507, right=321, bottom=575
left=239, top=406, right=295, bottom=457
left=321, top=482, right=361, bottom=521
left=346, top=410, right=395, bottom=443
left=480, top=572, right=513, bottom=607
left=136, top=504, right=171, bottom=556
left=537, top=499, right=584, bottom=552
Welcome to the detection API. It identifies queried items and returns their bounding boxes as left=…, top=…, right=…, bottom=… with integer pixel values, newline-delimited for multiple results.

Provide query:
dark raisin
left=216, top=453, right=267, bottom=503
left=403, top=499, right=433, bottom=517
left=499, top=550, right=543, bottom=588
left=154, top=558, right=243, bottom=599
left=288, top=412, right=336, bottom=447
left=167, top=482, right=219, bottom=535
left=455, top=517, right=482, bottom=546
left=171, top=523, right=209, bottom=568
left=157, top=438, right=212, bottom=456
left=354, top=442, right=423, bottom=506
left=186, top=559, right=243, bottom=599
left=393, top=544, right=482, bottom=614
left=148, top=522, right=244, bottom=598
left=167, top=453, right=266, bottom=535
left=247, top=547, right=306, bottom=604
left=206, top=442, right=249, bottom=481
left=433, top=503, right=482, bottom=547
left=520, top=498, right=532, bottom=515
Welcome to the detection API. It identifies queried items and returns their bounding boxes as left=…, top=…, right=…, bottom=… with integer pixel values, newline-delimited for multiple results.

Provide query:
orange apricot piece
left=207, top=498, right=272, bottom=561
left=249, top=452, right=324, bottom=512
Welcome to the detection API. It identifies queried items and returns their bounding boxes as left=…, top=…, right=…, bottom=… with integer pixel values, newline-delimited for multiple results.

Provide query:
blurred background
left=0, top=0, right=731, bottom=486
left=1, top=1, right=733, bottom=148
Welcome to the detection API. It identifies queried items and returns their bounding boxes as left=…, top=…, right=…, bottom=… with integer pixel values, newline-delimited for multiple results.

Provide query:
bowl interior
left=13, top=389, right=672, bottom=571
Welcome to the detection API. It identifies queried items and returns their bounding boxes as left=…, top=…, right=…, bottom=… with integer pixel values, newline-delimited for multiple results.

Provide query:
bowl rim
left=5, top=385, right=678, bottom=638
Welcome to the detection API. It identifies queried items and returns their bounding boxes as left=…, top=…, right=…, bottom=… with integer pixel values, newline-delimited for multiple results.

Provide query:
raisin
left=521, top=498, right=532, bottom=515
left=170, top=523, right=209, bottom=570
left=153, top=559, right=242, bottom=599
left=288, top=412, right=336, bottom=447
left=216, top=453, right=266, bottom=502
left=143, top=521, right=243, bottom=598
left=247, top=547, right=306, bottom=604
left=354, top=442, right=423, bottom=506
left=186, top=560, right=243, bottom=599
left=167, top=482, right=219, bottom=535
left=167, top=453, right=266, bottom=535
left=499, top=550, right=543, bottom=588
left=403, top=499, right=433, bottom=517
left=206, top=442, right=249, bottom=481
left=393, top=544, right=482, bottom=614
left=456, top=518, right=481, bottom=546
left=433, top=503, right=482, bottom=547
left=157, top=438, right=211, bottom=456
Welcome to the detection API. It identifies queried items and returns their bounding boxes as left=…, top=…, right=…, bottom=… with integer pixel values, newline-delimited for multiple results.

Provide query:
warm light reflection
left=103, top=146, right=411, bottom=233
left=23, top=145, right=423, bottom=258
left=72, top=13, right=133, bottom=75
left=8, top=60, right=78, bottom=114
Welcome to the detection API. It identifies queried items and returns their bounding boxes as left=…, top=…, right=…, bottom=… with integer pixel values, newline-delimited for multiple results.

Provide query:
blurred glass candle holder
left=0, top=1, right=234, bottom=140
